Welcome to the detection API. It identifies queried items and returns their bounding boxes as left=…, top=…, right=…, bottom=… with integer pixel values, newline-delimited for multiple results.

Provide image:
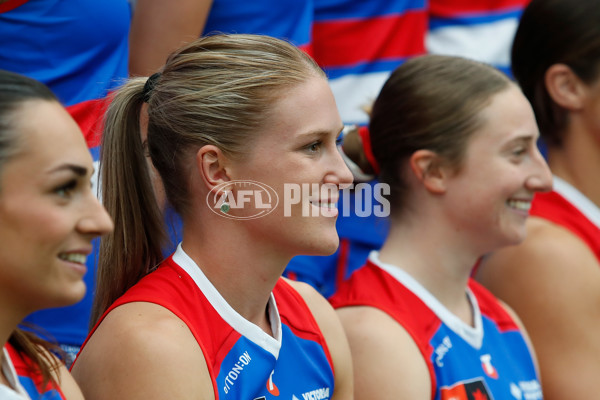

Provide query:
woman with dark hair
left=330, top=54, right=552, bottom=399
left=476, top=1, right=600, bottom=398
left=0, top=69, right=113, bottom=399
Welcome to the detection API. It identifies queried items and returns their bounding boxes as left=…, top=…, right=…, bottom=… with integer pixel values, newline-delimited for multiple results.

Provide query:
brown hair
left=512, top=0, right=600, bottom=147
left=0, top=69, right=64, bottom=387
left=93, top=34, right=326, bottom=324
left=369, top=55, right=511, bottom=217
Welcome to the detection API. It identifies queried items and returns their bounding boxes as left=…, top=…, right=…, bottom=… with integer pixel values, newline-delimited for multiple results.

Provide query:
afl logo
left=206, top=180, right=279, bottom=220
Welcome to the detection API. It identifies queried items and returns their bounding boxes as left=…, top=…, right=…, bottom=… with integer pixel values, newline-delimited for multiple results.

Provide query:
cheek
left=7, top=207, right=71, bottom=248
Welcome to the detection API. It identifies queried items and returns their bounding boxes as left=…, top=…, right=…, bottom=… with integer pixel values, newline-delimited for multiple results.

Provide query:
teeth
left=507, top=200, right=531, bottom=212
left=59, top=253, right=87, bottom=264
left=310, top=201, right=337, bottom=209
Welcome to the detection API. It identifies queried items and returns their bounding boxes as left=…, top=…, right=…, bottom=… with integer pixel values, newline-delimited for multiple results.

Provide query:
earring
left=220, top=191, right=230, bottom=213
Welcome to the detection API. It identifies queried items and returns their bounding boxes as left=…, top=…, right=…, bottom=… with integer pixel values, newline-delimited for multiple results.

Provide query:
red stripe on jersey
left=312, top=11, right=427, bottom=68
left=429, top=0, right=531, bottom=16
left=0, top=0, right=29, bottom=12
left=66, top=97, right=110, bottom=149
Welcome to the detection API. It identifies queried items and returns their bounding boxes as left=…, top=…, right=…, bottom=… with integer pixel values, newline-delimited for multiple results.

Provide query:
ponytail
left=91, top=78, right=167, bottom=325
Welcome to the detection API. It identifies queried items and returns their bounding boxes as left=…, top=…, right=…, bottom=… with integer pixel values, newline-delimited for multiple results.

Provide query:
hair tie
left=143, top=72, right=162, bottom=103
left=359, top=125, right=380, bottom=175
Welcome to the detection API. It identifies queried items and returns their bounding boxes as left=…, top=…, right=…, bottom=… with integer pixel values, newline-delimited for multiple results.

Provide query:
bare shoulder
left=335, top=305, right=431, bottom=400
left=477, top=217, right=600, bottom=399
left=476, top=217, right=599, bottom=289
left=71, top=302, right=214, bottom=400
left=283, top=279, right=353, bottom=400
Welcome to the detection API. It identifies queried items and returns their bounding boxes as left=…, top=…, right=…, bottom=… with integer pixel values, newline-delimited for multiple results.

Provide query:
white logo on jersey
left=301, top=387, right=330, bottom=400
left=510, top=382, right=523, bottom=399
left=480, top=354, right=498, bottom=378
left=434, top=336, right=452, bottom=367
left=518, top=380, right=543, bottom=400
left=222, top=351, right=252, bottom=394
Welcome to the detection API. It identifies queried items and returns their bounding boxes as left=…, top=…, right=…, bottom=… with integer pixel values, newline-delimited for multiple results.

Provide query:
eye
left=55, top=179, right=78, bottom=198
left=513, top=147, right=526, bottom=156
left=305, top=141, right=322, bottom=154
left=508, top=146, right=528, bottom=163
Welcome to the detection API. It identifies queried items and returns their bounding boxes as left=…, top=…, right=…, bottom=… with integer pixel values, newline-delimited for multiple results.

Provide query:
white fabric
left=369, top=251, right=484, bottom=349
left=0, top=347, right=31, bottom=400
left=172, top=244, right=283, bottom=358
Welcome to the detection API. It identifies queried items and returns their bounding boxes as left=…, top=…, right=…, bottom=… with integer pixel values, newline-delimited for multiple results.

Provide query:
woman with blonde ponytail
left=71, top=34, right=354, bottom=400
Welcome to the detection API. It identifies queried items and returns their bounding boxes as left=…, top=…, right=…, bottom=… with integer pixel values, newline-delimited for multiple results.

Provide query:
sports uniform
left=427, top=0, right=530, bottom=76
left=3, top=343, right=66, bottom=400
left=330, top=252, right=543, bottom=400
left=78, top=244, right=335, bottom=399
left=311, top=0, right=427, bottom=126
left=0, top=0, right=130, bottom=107
left=203, top=0, right=313, bottom=54
left=530, top=176, right=600, bottom=261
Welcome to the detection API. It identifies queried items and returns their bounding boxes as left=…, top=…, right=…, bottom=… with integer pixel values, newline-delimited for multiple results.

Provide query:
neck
left=181, top=217, right=288, bottom=335
left=378, top=215, right=477, bottom=322
left=547, top=118, right=600, bottom=207
left=0, top=293, right=31, bottom=354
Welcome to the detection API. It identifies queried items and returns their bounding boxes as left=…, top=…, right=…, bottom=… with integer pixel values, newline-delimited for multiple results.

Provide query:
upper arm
left=71, top=302, right=214, bottom=400
left=475, top=217, right=600, bottom=399
left=286, top=280, right=353, bottom=400
left=129, top=0, right=214, bottom=76
left=336, top=306, right=431, bottom=400
left=54, top=363, right=84, bottom=400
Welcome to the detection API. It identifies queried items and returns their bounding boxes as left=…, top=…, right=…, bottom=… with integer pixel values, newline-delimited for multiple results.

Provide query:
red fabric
left=0, top=0, right=29, bottom=13
left=429, top=0, right=531, bottom=16
left=66, top=96, right=111, bottom=148
left=312, top=11, right=427, bottom=68
left=530, top=191, right=600, bottom=262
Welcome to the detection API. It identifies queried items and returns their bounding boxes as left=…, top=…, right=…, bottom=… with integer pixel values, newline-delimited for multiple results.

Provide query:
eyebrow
left=48, top=164, right=88, bottom=176
left=300, top=126, right=345, bottom=139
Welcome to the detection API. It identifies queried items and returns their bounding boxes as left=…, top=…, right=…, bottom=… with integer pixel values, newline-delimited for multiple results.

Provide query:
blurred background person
left=128, top=0, right=313, bottom=77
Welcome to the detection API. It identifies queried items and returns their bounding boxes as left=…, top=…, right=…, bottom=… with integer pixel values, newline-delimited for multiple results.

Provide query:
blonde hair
left=94, top=34, right=326, bottom=324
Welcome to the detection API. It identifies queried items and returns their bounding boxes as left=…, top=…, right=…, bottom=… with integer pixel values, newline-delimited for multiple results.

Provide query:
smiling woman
left=329, top=55, right=553, bottom=400
left=70, top=34, right=353, bottom=400
left=0, top=70, right=113, bottom=399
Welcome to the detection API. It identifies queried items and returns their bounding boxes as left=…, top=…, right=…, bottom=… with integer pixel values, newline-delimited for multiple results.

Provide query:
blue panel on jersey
left=314, top=0, right=427, bottom=21
left=216, top=325, right=334, bottom=399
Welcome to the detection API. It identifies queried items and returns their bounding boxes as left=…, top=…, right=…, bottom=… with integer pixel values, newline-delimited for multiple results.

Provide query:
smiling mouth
left=309, top=200, right=338, bottom=209
left=58, top=253, right=87, bottom=264
left=507, top=199, right=532, bottom=212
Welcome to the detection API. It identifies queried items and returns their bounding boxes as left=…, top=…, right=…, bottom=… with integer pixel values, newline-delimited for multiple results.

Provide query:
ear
left=195, top=145, right=231, bottom=193
left=545, top=64, right=586, bottom=111
left=409, top=149, right=447, bottom=194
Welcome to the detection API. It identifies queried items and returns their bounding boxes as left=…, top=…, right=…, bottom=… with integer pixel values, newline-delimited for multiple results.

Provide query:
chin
left=50, top=284, right=87, bottom=308
left=310, top=235, right=340, bottom=256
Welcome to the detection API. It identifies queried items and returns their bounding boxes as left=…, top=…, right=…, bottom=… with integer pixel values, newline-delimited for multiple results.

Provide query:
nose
left=78, top=194, right=114, bottom=237
left=526, top=148, right=553, bottom=193
left=325, top=144, right=354, bottom=188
